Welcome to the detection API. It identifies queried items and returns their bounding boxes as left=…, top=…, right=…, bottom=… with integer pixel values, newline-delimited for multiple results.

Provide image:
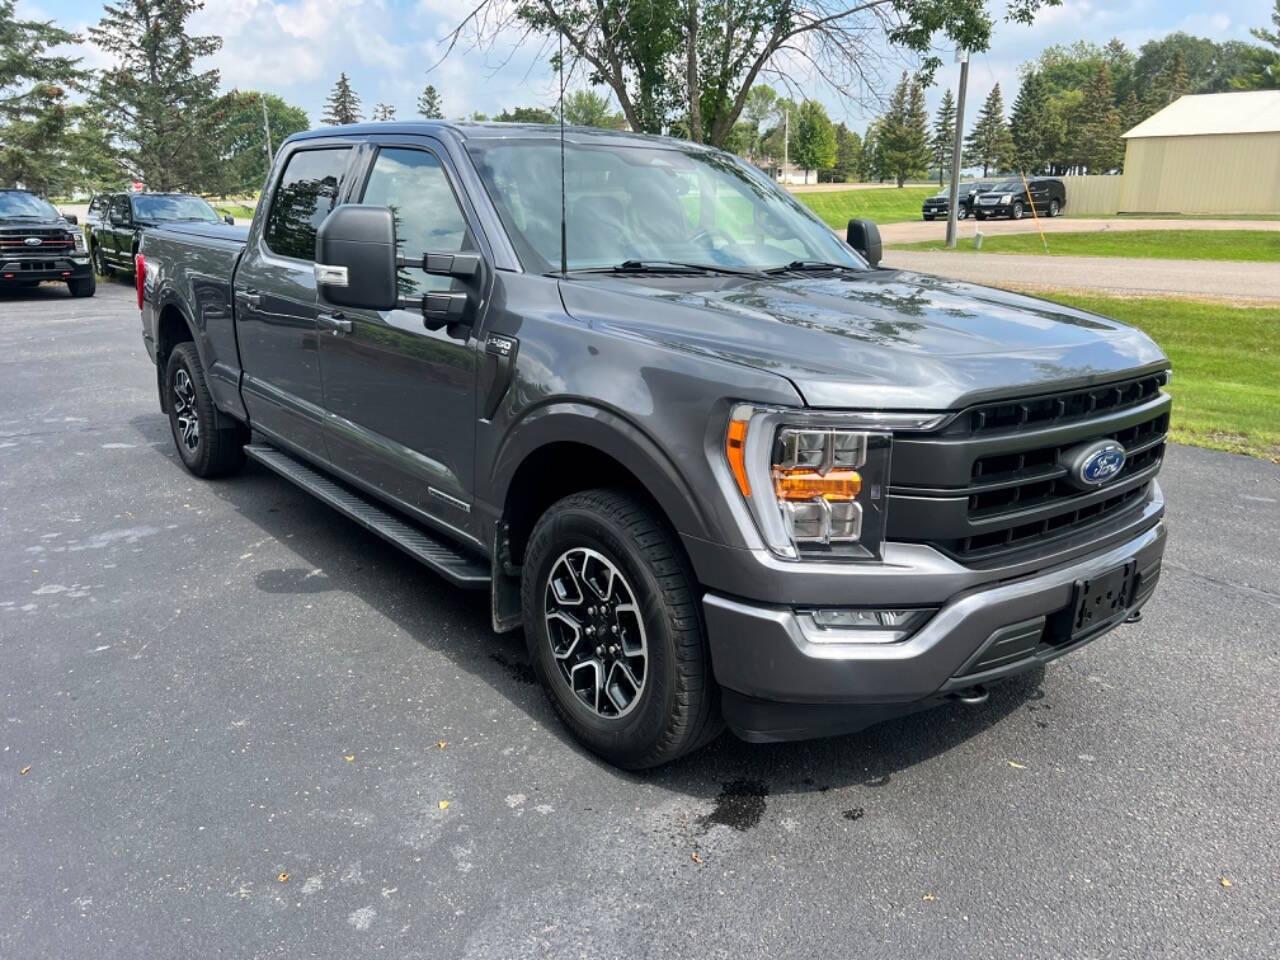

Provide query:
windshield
left=990, top=181, right=1021, bottom=193
left=132, top=194, right=221, bottom=222
left=971, top=182, right=996, bottom=193
left=466, top=139, right=863, bottom=273
left=0, top=191, right=59, bottom=219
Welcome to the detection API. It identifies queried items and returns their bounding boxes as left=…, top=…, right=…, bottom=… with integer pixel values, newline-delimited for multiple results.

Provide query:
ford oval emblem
left=1062, top=440, right=1126, bottom=489
left=24, top=237, right=42, bottom=246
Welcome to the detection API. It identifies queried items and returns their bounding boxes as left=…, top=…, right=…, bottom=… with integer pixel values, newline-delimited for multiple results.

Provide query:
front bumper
left=0, top=255, right=92, bottom=282
left=703, top=517, right=1165, bottom=741
left=974, top=203, right=1013, bottom=217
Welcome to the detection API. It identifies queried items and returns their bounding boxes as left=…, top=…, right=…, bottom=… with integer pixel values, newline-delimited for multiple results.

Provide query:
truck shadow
left=130, top=414, right=1048, bottom=798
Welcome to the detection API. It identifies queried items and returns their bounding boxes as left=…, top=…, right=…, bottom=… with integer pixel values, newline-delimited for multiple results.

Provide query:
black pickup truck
left=0, top=189, right=94, bottom=296
left=138, top=123, right=1169, bottom=768
left=90, top=192, right=234, bottom=277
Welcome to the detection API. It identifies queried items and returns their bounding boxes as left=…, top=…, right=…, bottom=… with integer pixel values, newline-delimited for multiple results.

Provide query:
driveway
left=2, top=282, right=1277, bottom=959
left=882, top=250, right=1280, bottom=303
left=879, top=216, right=1280, bottom=245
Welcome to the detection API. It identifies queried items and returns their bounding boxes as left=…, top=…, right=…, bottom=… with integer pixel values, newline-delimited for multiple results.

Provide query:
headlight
left=999, top=194, right=1012, bottom=204
left=725, top=405, right=943, bottom=560
left=71, top=232, right=85, bottom=251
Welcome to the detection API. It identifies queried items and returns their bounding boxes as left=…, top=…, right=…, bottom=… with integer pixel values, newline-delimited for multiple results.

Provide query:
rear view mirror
left=846, top=218, right=882, bottom=267
left=315, top=204, right=399, bottom=310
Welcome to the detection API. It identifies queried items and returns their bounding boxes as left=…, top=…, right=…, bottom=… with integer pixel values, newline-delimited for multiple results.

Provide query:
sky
left=31, top=0, right=1280, bottom=135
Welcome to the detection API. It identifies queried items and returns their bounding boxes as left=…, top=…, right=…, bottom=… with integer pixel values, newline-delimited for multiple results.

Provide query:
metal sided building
left=1120, top=91, right=1280, bottom=215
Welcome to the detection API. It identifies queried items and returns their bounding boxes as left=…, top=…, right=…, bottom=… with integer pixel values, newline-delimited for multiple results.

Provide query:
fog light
left=803, top=608, right=934, bottom=644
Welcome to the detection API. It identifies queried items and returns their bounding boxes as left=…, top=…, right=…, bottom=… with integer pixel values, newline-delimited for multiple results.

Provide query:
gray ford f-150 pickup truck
left=138, top=122, right=1169, bottom=768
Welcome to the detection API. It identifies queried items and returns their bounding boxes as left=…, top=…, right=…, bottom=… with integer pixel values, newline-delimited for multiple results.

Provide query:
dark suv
left=973, top=177, right=1066, bottom=220
left=0, top=189, right=94, bottom=297
left=921, top=182, right=996, bottom=221
left=90, top=192, right=234, bottom=277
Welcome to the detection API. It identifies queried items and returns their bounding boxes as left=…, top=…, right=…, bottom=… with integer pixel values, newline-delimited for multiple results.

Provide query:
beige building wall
left=1119, top=132, right=1280, bottom=214
left=1061, top=175, right=1124, bottom=215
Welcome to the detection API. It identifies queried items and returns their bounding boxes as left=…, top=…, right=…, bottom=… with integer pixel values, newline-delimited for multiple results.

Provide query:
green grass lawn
left=891, top=229, right=1280, bottom=262
left=797, top=186, right=936, bottom=228
left=212, top=203, right=257, bottom=221
left=1035, top=292, right=1280, bottom=461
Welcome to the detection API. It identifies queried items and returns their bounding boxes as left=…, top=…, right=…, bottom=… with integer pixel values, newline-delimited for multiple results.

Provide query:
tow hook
left=949, top=685, right=989, bottom=706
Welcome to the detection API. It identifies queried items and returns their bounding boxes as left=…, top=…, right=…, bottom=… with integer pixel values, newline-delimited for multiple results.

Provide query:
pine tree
left=963, top=83, right=1013, bottom=177
left=930, top=89, right=956, bottom=186
left=1149, top=50, right=1190, bottom=108
left=1076, top=63, right=1124, bottom=173
left=1235, top=0, right=1280, bottom=89
left=371, top=103, right=396, bottom=122
left=322, top=72, right=362, bottom=125
left=834, top=124, right=863, bottom=183
left=861, top=120, right=882, bottom=182
left=0, top=0, right=89, bottom=193
left=1010, top=71, right=1051, bottom=174
left=789, top=100, right=837, bottom=183
left=88, top=0, right=227, bottom=192
left=879, top=73, right=930, bottom=187
left=417, top=83, right=443, bottom=119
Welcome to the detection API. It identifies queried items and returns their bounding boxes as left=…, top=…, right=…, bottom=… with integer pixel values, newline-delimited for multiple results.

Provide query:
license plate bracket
left=1070, top=560, right=1136, bottom=640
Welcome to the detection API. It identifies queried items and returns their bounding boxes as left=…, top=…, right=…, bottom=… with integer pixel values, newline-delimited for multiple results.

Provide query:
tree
left=1147, top=49, right=1190, bottom=109
left=417, top=83, right=443, bottom=119
left=219, top=91, right=308, bottom=193
left=833, top=124, right=862, bottom=183
left=861, top=120, right=883, bottom=182
left=0, top=0, right=89, bottom=192
left=878, top=72, right=930, bottom=187
left=495, top=105, right=557, bottom=124
left=963, top=83, right=1013, bottom=176
left=370, top=103, right=397, bottom=122
left=788, top=100, right=836, bottom=183
left=930, top=88, right=956, bottom=185
left=563, top=89, right=626, bottom=128
left=89, top=1, right=229, bottom=193
left=1074, top=63, right=1123, bottom=173
left=1009, top=70, right=1051, bottom=174
left=442, top=1, right=1063, bottom=149
left=1235, top=1, right=1280, bottom=89
left=322, top=72, right=361, bottom=125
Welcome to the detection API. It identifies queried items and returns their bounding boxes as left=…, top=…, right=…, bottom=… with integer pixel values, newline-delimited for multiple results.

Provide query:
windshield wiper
left=764, top=260, right=853, bottom=274
left=590, top=260, right=765, bottom=277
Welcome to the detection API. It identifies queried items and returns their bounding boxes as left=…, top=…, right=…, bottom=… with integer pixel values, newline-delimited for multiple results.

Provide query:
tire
left=522, top=488, right=722, bottom=768
left=957, top=207, right=968, bottom=220
left=922, top=215, right=934, bottom=221
left=1049, top=199, right=1061, bottom=217
left=165, top=342, right=247, bottom=478
left=1012, top=202, right=1025, bottom=220
left=92, top=243, right=111, bottom=277
left=67, top=274, right=96, bottom=298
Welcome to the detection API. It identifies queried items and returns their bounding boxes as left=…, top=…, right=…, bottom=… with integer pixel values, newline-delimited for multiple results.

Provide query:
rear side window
left=263, top=147, right=350, bottom=260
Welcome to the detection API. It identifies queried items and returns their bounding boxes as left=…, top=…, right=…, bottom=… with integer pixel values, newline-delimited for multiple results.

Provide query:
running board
left=244, top=443, right=490, bottom=589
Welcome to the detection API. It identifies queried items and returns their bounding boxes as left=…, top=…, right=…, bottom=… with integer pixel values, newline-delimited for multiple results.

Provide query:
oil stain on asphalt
left=697, top=780, right=769, bottom=832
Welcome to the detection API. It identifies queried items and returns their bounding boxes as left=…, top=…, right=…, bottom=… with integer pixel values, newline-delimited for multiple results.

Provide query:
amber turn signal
left=726, top=417, right=751, bottom=496
left=773, top=468, right=862, bottom=502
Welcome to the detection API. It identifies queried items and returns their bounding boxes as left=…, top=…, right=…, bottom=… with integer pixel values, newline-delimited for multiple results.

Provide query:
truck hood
left=558, top=268, right=1168, bottom=410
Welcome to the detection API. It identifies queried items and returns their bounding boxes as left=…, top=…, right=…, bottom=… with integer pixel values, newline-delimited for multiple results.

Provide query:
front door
left=107, top=195, right=132, bottom=268
left=316, top=139, right=487, bottom=531
left=234, top=143, right=355, bottom=459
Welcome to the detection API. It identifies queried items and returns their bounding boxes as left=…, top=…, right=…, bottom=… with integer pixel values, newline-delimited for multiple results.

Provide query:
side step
left=244, top=443, right=491, bottom=589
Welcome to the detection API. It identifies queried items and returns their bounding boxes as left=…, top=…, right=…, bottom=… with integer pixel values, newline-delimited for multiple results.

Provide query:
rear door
left=234, top=141, right=357, bottom=458
left=316, top=137, right=488, bottom=527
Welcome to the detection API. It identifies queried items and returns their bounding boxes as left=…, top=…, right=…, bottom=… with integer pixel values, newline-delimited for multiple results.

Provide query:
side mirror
left=846, top=218, right=882, bottom=268
left=315, top=204, right=399, bottom=310
left=224, top=214, right=234, bottom=225
left=62, top=212, right=78, bottom=226
left=110, top=212, right=124, bottom=226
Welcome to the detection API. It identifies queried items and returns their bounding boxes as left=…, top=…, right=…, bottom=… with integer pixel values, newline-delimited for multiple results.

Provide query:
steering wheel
left=689, top=226, right=736, bottom=250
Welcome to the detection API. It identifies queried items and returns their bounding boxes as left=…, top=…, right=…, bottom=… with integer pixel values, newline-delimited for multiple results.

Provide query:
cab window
left=263, top=147, right=350, bottom=261
left=358, top=147, right=474, bottom=297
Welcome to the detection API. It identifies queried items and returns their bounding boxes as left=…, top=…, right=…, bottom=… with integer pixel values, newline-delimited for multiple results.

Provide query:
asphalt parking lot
left=2, top=281, right=1277, bottom=960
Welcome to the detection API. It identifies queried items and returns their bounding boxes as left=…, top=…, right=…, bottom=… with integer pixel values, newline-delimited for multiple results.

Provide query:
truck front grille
left=0, top=229, right=75, bottom=254
left=886, top=372, right=1170, bottom=564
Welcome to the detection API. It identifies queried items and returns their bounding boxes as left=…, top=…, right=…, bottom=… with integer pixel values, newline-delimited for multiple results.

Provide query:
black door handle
left=317, top=312, right=353, bottom=333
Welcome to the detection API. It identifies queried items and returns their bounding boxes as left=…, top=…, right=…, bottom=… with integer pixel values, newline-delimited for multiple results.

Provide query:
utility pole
left=783, top=108, right=789, bottom=184
left=261, top=94, right=274, bottom=165
left=945, top=49, right=969, bottom=249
